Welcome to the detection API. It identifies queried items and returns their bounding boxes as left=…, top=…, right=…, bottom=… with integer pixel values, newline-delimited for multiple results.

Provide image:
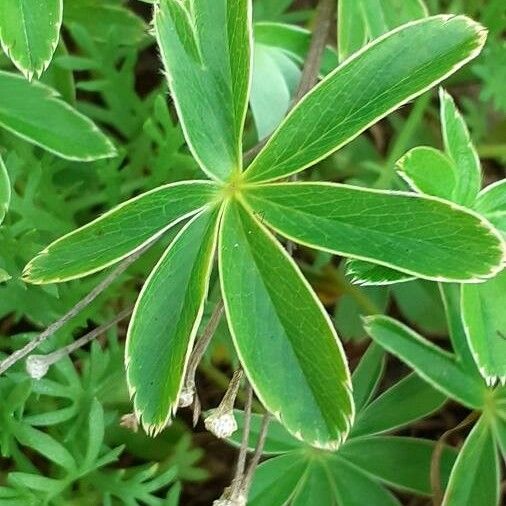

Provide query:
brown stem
left=431, top=411, right=480, bottom=506
left=243, top=412, right=272, bottom=493
left=0, top=240, right=155, bottom=375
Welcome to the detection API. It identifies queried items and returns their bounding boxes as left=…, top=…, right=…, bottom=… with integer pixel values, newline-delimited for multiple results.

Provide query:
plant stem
left=243, top=412, right=272, bottom=493
left=0, top=240, right=155, bottom=375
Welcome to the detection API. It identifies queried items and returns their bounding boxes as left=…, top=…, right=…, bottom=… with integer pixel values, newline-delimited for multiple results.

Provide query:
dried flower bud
left=178, top=385, right=195, bottom=408
left=26, top=355, right=50, bottom=380
left=212, top=488, right=246, bottom=506
left=120, top=413, right=139, bottom=433
left=205, top=411, right=238, bottom=439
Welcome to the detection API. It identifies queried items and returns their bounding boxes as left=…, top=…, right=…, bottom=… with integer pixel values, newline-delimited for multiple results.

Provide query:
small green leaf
left=219, top=201, right=353, bottom=449
left=392, top=280, right=447, bottom=335
left=14, top=423, right=76, bottom=471
left=23, top=181, right=217, bottom=283
left=0, top=71, right=116, bottom=160
left=440, top=88, right=482, bottom=206
left=155, top=0, right=251, bottom=181
left=351, top=342, right=385, bottom=413
left=346, top=259, right=415, bottom=286
left=250, top=43, right=300, bottom=139
left=352, top=373, right=446, bottom=437
left=126, top=208, right=220, bottom=435
left=0, top=0, right=62, bottom=79
left=340, top=436, right=456, bottom=496
left=243, top=182, right=505, bottom=282
left=462, top=269, right=506, bottom=385
left=337, top=0, right=367, bottom=61
left=364, top=315, right=486, bottom=408
left=0, top=154, right=10, bottom=225
left=397, top=146, right=457, bottom=200
left=245, top=16, right=487, bottom=183
left=443, top=416, right=499, bottom=506
left=475, top=180, right=506, bottom=236
left=440, top=283, right=482, bottom=372
left=83, top=399, right=105, bottom=470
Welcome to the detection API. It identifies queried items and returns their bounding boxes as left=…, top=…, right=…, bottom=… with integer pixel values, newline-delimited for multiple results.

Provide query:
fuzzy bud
left=178, top=385, right=195, bottom=408
left=120, top=413, right=139, bottom=433
left=26, top=355, right=50, bottom=380
left=205, top=411, right=238, bottom=439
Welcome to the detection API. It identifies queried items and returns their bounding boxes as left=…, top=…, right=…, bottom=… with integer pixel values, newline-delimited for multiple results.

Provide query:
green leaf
left=440, top=88, right=481, bottom=206
left=14, top=423, right=76, bottom=471
left=475, top=180, right=506, bottom=236
left=243, top=182, right=505, bottom=282
left=254, top=22, right=337, bottom=76
left=340, top=436, right=456, bottom=496
left=250, top=43, right=300, bottom=139
left=126, top=208, right=220, bottom=435
left=346, top=259, right=415, bottom=286
left=227, top=411, right=305, bottom=454
left=443, top=416, right=499, bottom=506
left=492, top=417, right=506, bottom=461
left=219, top=201, right=353, bottom=448
left=0, top=154, right=10, bottom=225
left=0, top=0, right=62, bottom=79
left=439, top=283, right=482, bottom=372
left=396, top=146, right=457, bottom=200
left=244, top=16, right=487, bottom=183
left=352, top=373, right=446, bottom=437
left=462, top=269, right=506, bottom=385
left=392, top=280, right=447, bottom=335
left=331, top=456, right=401, bottom=506
left=351, top=343, right=385, bottom=413
left=83, top=399, right=105, bottom=470
left=154, top=0, right=251, bottom=181
left=291, top=462, right=335, bottom=505
left=337, top=0, right=367, bottom=61
left=364, top=315, right=486, bottom=408
left=0, top=71, right=116, bottom=161
left=23, top=181, right=217, bottom=283
left=249, top=453, right=309, bottom=506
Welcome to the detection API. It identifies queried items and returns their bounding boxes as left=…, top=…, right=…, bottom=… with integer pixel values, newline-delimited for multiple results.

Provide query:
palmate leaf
left=23, top=181, right=218, bottom=283
left=442, top=416, right=499, bottom=506
left=243, top=183, right=505, bottom=282
left=155, top=0, right=251, bottom=182
left=364, top=316, right=486, bottom=408
left=244, top=15, right=487, bottom=183
left=461, top=269, right=506, bottom=386
left=126, top=208, right=220, bottom=434
left=0, top=0, right=62, bottom=79
left=219, top=201, right=353, bottom=449
left=0, top=154, right=10, bottom=225
left=0, top=71, right=116, bottom=161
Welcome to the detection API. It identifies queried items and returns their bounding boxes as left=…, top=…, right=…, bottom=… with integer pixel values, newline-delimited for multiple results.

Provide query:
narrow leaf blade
left=126, top=208, right=220, bottom=435
left=0, top=154, right=10, bottom=225
left=440, top=88, right=481, bottom=206
left=219, top=201, right=353, bottom=449
left=461, top=269, right=506, bottom=385
left=243, top=182, right=505, bottom=282
left=23, top=181, right=217, bottom=283
left=155, top=0, right=252, bottom=181
left=245, top=15, right=487, bottom=183
left=364, top=315, right=486, bottom=408
left=0, top=71, right=116, bottom=160
left=0, top=0, right=62, bottom=79
left=443, top=416, right=499, bottom=506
